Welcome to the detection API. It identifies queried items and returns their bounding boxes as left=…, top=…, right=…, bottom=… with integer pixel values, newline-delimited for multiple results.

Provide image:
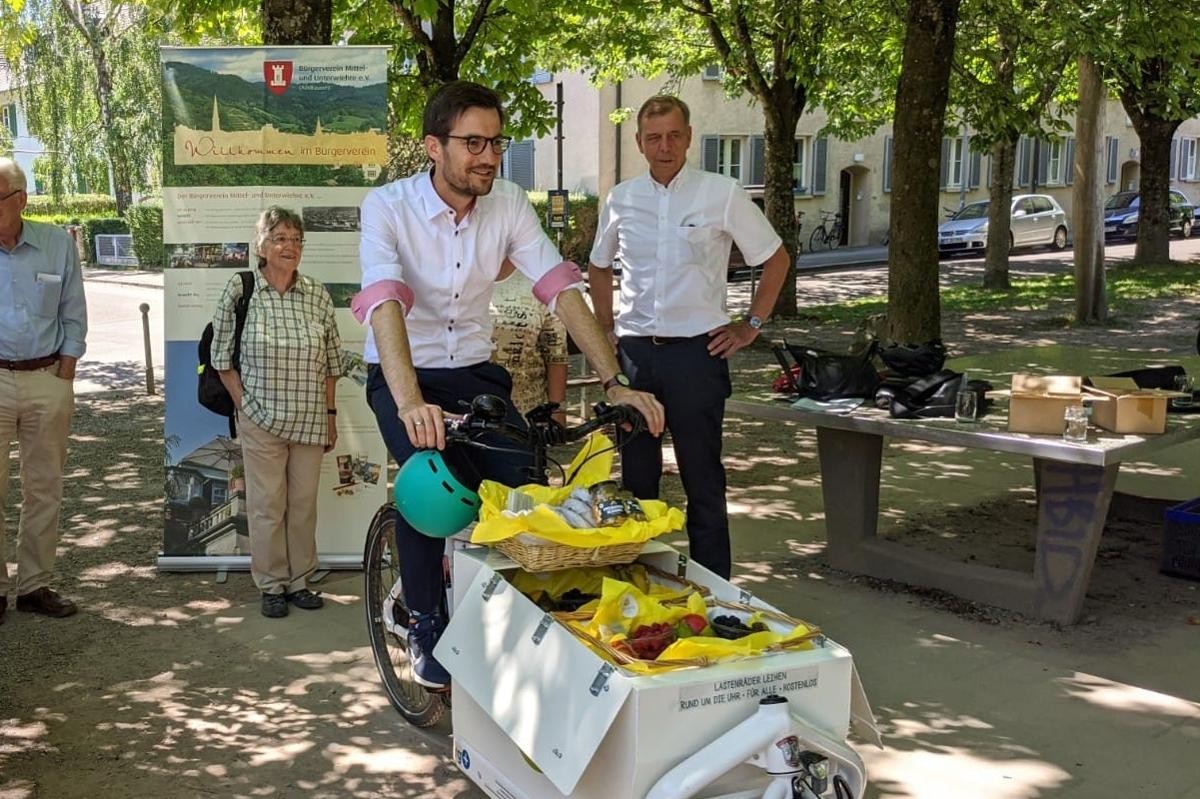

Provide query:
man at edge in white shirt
left=588, top=95, right=790, bottom=580
left=352, top=81, right=664, bottom=691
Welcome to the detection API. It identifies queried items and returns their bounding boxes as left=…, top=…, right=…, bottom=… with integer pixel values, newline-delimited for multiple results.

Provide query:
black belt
left=0, top=354, right=59, bottom=371
left=627, top=334, right=707, bottom=346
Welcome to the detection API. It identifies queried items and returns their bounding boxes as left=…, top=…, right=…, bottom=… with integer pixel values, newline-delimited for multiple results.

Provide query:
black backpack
left=198, top=271, right=254, bottom=436
left=888, top=369, right=993, bottom=419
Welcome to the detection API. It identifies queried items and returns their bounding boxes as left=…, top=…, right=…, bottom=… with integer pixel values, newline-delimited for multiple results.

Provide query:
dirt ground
left=2, top=283, right=1199, bottom=798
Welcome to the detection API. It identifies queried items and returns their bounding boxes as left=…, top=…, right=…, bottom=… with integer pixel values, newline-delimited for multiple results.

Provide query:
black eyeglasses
left=0, top=188, right=25, bottom=202
left=444, top=135, right=512, bottom=155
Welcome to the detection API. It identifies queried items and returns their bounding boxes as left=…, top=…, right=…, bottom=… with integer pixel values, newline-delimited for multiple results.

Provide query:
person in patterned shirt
left=489, top=259, right=569, bottom=425
left=211, top=207, right=345, bottom=619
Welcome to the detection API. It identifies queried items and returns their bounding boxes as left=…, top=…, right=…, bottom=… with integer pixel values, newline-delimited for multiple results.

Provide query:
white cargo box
left=437, top=543, right=872, bottom=798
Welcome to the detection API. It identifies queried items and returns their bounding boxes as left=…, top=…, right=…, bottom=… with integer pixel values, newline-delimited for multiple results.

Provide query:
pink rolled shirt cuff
left=351, top=280, right=415, bottom=324
left=532, top=261, right=584, bottom=306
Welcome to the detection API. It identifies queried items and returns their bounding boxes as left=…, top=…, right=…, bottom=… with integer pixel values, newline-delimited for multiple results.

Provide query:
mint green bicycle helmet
left=393, top=450, right=482, bottom=538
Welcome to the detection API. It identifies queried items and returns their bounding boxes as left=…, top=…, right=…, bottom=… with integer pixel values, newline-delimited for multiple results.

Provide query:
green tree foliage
left=951, top=0, right=1074, bottom=290
left=1087, top=0, right=1200, bottom=264
left=1, top=0, right=164, bottom=209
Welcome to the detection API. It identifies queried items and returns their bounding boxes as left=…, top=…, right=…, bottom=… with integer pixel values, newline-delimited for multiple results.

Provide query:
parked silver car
left=938, top=194, right=1070, bottom=256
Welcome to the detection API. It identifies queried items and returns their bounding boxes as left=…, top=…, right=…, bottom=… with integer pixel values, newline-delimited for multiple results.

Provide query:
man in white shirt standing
left=589, top=95, right=790, bottom=580
left=353, top=81, right=663, bottom=690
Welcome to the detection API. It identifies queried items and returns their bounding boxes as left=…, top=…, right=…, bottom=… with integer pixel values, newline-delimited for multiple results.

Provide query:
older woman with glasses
left=211, top=206, right=345, bottom=619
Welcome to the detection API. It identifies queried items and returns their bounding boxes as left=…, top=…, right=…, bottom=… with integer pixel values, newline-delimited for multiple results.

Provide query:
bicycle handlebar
left=444, top=394, right=645, bottom=454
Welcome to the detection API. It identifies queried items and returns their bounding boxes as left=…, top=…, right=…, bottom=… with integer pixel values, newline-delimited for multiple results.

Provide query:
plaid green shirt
left=212, top=269, right=345, bottom=446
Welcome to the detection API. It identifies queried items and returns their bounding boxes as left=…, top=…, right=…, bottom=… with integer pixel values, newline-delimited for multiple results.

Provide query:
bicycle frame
left=646, top=696, right=866, bottom=799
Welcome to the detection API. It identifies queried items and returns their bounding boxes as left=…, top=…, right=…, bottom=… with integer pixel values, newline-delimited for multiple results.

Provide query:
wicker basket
left=553, top=598, right=823, bottom=673
left=494, top=537, right=645, bottom=572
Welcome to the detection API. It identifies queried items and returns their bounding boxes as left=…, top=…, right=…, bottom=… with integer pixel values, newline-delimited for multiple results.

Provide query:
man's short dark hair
left=423, top=81, right=505, bottom=138
left=636, top=95, right=691, bottom=132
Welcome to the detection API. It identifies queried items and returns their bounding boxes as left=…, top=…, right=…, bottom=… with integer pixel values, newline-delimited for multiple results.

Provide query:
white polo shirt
left=590, top=166, right=781, bottom=338
left=358, top=171, right=579, bottom=367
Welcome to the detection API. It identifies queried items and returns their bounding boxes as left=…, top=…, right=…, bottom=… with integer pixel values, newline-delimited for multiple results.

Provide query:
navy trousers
left=617, top=335, right=732, bottom=578
left=367, top=361, right=532, bottom=615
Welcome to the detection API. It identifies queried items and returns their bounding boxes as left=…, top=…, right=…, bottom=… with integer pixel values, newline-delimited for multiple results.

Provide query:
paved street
left=77, top=274, right=164, bottom=395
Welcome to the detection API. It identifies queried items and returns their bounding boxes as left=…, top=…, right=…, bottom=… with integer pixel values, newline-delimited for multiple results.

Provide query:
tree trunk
left=262, top=0, right=333, bottom=45
left=887, top=0, right=960, bottom=343
left=1073, top=55, right=1106, bottom=323
left=90, top=45, right=132, bottom=214
left=983, top=137, right=1016, bottom=290
left=762, top=87, right=802, bottom=317
left=1121, top=93, right=1180, bottom=265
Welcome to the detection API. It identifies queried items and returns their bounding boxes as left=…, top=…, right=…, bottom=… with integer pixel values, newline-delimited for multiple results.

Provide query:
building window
left=2, top=104, right=17, bottom=137
left=702, top=64, right=723, bottom=81
left=718, top=137, right=742, bottom=182
left=1184, top=138, right=1198, bottom=181
left=212, top=485, right=227, bottom=506
left=793, top=138, right=809, bottom=192
left=945, top=136, right=965, bottom=189
left=1046, top=140, right=1064, bottom=185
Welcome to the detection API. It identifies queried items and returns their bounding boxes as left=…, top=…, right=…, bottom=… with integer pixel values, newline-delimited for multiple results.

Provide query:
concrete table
left=727, top=396, right=1200, bottom=624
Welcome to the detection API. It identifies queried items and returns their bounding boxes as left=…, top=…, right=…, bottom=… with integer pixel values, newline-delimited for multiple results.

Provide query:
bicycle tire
left=808, top=225, right=826, bottom=252
left=828, top=226, right=842, bottom=250
left=363, top=505, right=446, bottom=728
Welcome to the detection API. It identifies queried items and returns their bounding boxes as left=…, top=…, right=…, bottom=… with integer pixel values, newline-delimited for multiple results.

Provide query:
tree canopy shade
left=1, top=0, right=164, bottom=208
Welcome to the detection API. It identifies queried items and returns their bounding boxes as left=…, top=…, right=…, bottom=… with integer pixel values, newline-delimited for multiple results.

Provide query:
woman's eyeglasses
left=270, top=235, right=305, bottom=246
left=444, top=135, right=513, bottom=155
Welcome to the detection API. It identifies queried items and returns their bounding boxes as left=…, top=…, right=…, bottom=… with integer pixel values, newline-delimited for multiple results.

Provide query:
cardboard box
left=438, top=543, right=870, bottom=798
left=1007, top=374, right=1085, bottom=435
left=1084, top=376, right=1179, bottom=434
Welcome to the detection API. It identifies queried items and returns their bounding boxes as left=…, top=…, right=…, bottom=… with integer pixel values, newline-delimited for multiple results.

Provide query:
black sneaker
left=407, top=611, right=451, bottom=690
left=261, top=592, right=288, bottom=618
left=285, top=589, right=324, bottom=610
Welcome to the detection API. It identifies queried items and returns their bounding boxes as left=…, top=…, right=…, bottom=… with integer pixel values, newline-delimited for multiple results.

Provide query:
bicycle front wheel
left=363, top=505, right=445, bottom=728
left=809, top=226, right=826, bottom=252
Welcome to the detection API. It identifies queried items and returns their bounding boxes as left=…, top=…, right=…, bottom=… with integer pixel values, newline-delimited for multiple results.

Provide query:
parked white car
left=937, top=194, right=1070, bottom=256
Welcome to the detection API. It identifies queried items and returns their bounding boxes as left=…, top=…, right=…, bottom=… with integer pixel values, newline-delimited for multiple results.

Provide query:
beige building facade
left=524, top=71, right=1200, bottom=248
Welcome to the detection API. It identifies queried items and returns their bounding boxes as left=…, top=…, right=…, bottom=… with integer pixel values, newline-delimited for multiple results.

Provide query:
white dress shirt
left=358, top=171, right=578, bottom=367
left=590, top=166, right=781, bottom=338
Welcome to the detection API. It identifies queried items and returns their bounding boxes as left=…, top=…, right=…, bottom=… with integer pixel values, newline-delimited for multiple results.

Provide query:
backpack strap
left=231, top=270, right=254, bottom=371
left=229, top=271, right=254, bottom=439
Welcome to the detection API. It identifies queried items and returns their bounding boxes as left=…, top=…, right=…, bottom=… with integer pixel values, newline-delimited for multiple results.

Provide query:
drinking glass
left=1171, top=374, right=1195, bottom=410
left=954, top=389, right=978, bottom=423
left=1063, top=404, right=1088, bottom=443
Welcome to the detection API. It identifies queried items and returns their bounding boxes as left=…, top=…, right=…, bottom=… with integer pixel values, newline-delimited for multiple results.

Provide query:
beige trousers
left=0, top=366, right=75, bottom=595
left=237, top=411, right=324, bottom=595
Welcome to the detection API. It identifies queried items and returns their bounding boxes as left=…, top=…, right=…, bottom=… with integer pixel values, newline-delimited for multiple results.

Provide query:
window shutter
left=2, top=104, right=16, bottom=136
left=1036, top=141, right=1050, bottom=186
left=812, top=136, right=828, bottom=196
left=701, top=135, right=719, bottom=173
left=882, top=135, right=893, bottom=193
left=939, top=138, right=950, bottom=189
left=749, top=135, right=765, bottom=185
left=1064, top=138, right=1075, bottom=185
left=968, top=149, right=981, bottom=188
left=1106, top=136, right=1118, bottom=184
left=1169, top=138, right=1179, bottom=180
left=502, top=140, right=535, bottom=190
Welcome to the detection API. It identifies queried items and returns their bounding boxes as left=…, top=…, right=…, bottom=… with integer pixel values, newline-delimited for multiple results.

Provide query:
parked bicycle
left=808, top=210, right=843, bottom=252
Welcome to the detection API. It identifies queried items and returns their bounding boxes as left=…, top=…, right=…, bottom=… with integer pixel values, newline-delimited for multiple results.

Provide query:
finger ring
left=414, top=420, right=425, bottom=427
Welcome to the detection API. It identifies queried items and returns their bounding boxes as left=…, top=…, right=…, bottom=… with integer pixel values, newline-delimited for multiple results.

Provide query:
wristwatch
left=747, top=315, right=765, bottom=331
left=602, top=372, right=631, bottom=391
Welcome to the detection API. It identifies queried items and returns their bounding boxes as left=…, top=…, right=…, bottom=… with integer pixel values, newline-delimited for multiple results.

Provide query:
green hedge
left=527, top=192, right=598, bottom=266
left=79, top=218, right=130, bottom=264
left=24, top=194, right=117, bottom=218
left=126, top=201, right=163, bottom=269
